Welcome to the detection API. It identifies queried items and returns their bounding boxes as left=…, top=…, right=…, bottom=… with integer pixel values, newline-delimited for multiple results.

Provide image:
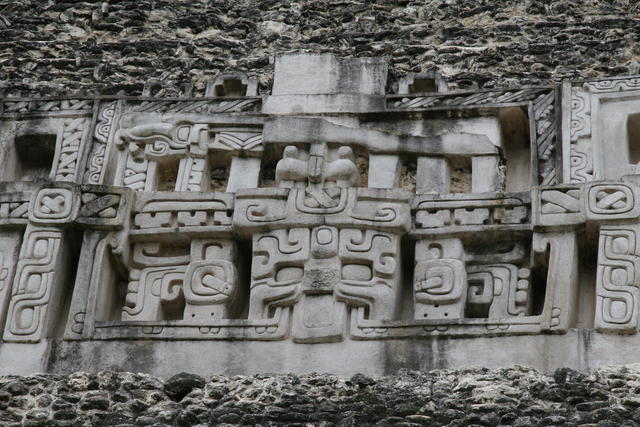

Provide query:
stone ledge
left=0, top=330, right=638, bottom=379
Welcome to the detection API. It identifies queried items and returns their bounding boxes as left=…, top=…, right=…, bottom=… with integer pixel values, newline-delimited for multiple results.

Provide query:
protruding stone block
left=264, top=53, right=388, bottom=114
left=367, top=155, right=400, bottom=189
left=271, top=53, right=388, bottom=96
left=417, top=157, right=450, bottom=194
left=472, top=155, right=502, bottom=193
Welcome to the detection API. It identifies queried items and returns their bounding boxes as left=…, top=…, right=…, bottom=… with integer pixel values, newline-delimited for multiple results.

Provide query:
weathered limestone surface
left=3, top=44, right=640, bottom=380
left=5, top=2, right=640, bottom=423
left=1, top=1, right=640, bottom=96
left=3, top=366, right=640, bottom=425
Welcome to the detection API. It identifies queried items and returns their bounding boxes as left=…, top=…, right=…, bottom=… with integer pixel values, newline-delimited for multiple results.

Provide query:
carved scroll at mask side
left=121, top=239, right=240, bottom=322
left=336, top=228, right=402, bottom=321
left=114, top=116, right=264, bottom=193
left=563, top=84, right=594, bottom=183
left=3, top=226, right=66, bottom=342
left=414, top=238, right=467, bottom=320
left=0, top=232, right=22, bottom=342
left=466, top=264, right=531, bottom=318
left=114, top=120, right=209, bottom=191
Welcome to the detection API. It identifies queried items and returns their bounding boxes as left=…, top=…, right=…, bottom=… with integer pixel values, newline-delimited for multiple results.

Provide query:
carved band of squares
left=31, top=189, right=75, bottom=223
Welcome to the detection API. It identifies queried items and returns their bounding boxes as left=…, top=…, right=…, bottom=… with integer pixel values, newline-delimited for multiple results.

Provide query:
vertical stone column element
left=368, top=155, right=400, bottom=189
left=0, top=232, right=22, bottom=340
left=472, top=155, right=502, bottom=193
left=176, top=157, right=208, bottom=192
left=63, top=184, right=132, bottom=338
left=211, top=129, right=263, bottom=192
left=86, top=100, right=121, bottom=185
left=533, top=232, right=579, bottom=332
left=183, top=239, right=239, bottom=320
left=414, top=238, right=467, bottom=320
left=226, top=157, right=261, bottom=193
left=416, top=157, right=450, bottom=193
left=293, top=226, right=344, bottom=343
left=63, top=231, right=113, bottom=339
left=3, top=185, right=80, bottom=342
left=595, top=225, right=640, bottom=333
left=53, top=117, right=91, bottom=182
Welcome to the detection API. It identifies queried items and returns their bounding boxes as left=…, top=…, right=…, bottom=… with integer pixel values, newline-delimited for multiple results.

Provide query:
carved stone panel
left=249, top=226, right=402, bottom=343
left=595, top=225, right=640, bottom=333
left=7, top=55, right=640, bottom=376
left=3, top=227, right=66, bottom=342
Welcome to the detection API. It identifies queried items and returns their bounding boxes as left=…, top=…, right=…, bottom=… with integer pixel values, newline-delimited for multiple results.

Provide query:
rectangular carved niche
left=13, top=134, right=57, bottom=181
left=0, top=120, right=58, bottom=182
left=499, top=106, right=532, bottom=192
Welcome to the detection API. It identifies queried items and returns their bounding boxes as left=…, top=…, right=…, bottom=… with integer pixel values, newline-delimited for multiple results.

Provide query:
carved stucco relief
left=2, top=55, right=640, bottom=352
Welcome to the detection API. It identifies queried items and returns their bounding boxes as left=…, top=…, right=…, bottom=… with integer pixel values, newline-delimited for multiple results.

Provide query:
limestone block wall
left=2, top=367, right=640, bottom=425
left=1, top=1, right=639, bottom=96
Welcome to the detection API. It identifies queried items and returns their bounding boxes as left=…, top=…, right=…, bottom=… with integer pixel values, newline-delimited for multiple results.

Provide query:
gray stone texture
left=2, top=0, right=640, bottom=388
left=3, top=366, right=640, bottom=425
left=1, top=1, right=639, bottom=96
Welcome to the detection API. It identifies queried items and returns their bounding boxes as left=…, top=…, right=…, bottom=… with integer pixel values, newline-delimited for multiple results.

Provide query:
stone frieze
left=1, top=54, right=640, bottom=361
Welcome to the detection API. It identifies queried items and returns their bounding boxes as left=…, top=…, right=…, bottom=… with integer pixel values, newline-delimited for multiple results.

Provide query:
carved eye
left=275, top=267, right=304, bottom=282
left=341, top=264, right=372, bottom=281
